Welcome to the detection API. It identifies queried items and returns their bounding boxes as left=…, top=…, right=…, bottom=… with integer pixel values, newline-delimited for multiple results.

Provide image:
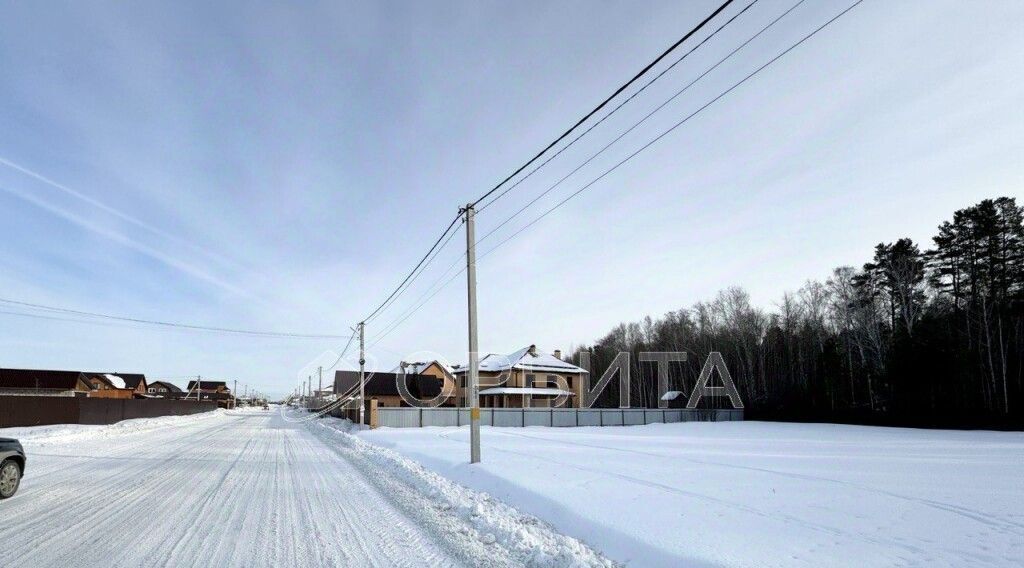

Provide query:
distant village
left=0, top=344, right=609, bottom=428
left=303, top=344, right=591, bottom=410
left=0, top=367, right=272, bottom=428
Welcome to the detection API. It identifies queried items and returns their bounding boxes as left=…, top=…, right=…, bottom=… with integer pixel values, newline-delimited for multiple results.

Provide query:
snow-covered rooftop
left=453, top=346, right=588, bottom=375
left=660, top=390, right=685, bottom=401
left=390, top=360, right=455, bottom=376
left=104, top=374, right=127, bottom=389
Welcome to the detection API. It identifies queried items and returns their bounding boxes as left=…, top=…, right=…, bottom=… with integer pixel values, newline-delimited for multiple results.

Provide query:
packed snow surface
left=0, top=408, right=612, bottom=567
left=359, top=421, right=1024, bottom=567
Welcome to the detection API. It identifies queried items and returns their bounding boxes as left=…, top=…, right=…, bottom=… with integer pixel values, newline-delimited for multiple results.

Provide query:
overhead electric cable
left=477, top=0, right=806, bottom=244
left=476, top=0, right=761, bottom=213
left=469, top=0, right=737, bottom=209
left=360, top=211, right=463, bottom=324
left=0, top=297, right=351, bottom=339
left=366, top=0, right=863, bottom=346
left=479, top=0, right=864, bottom=263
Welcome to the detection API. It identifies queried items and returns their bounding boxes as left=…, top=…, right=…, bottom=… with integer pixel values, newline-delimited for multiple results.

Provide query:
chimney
left=553, top=349, right=562, bottom=360
left=528, top=344, right=537, bottom=356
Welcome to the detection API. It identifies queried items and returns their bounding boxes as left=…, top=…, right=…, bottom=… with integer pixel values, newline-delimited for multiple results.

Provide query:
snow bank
left=357, top=421, right=1024, bottom=567
left=311, top=417, right=615, bottom=568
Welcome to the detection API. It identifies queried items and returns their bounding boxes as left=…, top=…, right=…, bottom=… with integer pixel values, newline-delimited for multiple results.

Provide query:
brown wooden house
left=147, top=381, right=184, bottom=398
left=334, top=370, right=443, bottom=408
left=0, top=368, right=93, bottom=397
left=394, top=361, right=457, bottom=407
left=185, top=380, right=234, bottom=408
left=84, top=373, right=149, bottom=399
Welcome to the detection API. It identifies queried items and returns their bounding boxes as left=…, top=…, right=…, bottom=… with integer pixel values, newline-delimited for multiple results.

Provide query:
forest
left=569, top=197, right=1024, bottom=429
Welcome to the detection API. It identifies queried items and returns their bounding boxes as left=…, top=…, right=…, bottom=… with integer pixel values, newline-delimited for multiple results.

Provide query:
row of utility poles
left=186, top=375, right=264, bottom=407
left=352, top=203, right=481, bottom=463
left=297, top=365, right=327, bottom=408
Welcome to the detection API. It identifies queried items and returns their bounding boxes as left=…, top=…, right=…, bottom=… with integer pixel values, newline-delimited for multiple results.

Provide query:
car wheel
left=0, top=459, right=21, bottom=499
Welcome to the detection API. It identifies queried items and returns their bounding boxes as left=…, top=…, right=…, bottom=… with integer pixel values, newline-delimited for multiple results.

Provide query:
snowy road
left=0, top=410, right=609, bottom=567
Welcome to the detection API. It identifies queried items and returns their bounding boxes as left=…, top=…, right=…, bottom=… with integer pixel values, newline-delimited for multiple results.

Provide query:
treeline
left=569, top=197, right=1024, bottom=429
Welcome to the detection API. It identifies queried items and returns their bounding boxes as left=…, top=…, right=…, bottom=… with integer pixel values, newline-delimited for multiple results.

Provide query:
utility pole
left=196, top=375, right=201, bottom=403
left=358, top=322, right=366, bottom=426
left=233, top=379, right=237, bottom=409
left=463, top=204, right=481, bottom=463
left=318, top=365, right=323, bottom=407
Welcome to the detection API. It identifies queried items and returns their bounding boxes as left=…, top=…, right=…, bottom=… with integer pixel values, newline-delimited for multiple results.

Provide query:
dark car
left=0, top=438, right=26, bottom=499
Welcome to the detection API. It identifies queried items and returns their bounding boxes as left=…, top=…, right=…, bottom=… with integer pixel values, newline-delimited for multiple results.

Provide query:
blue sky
left=1, top=0, right=1021, bottom=396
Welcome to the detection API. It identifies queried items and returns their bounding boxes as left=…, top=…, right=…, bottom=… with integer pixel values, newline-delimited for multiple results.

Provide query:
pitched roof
left=101, top=374, right=127, bottom=389
left=149, top=381, right=183, bottom=393
left=0, top=368, right=91, bottom=390
left=334, top=370, right=443, bottom=400
left=111, top=373, right=147, bottom=390
left=453, top=346, right=588, bottom=375
left=391, top=360, right=455, bottom=377
left=187, top=380, right=228, bottom=390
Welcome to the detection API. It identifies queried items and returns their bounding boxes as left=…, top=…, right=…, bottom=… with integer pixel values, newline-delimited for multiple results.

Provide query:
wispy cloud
left=0, top=183, right=251, bottom=297
left=0, top=156, right=248, bottom=274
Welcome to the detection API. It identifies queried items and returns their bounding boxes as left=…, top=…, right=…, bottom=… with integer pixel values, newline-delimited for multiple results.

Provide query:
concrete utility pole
left=318, top=365, right=323, bottom=407
left=196, top=375, right=201, bottom=403
left=358, top=322, right=366, bottom=426
left=464, top=204, right=481, bottom=464
left=234, top=379, right=237, bottom=409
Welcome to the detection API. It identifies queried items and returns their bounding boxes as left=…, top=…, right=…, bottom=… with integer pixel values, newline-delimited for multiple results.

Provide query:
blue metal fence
left=374, top=407, right=743, bottom=428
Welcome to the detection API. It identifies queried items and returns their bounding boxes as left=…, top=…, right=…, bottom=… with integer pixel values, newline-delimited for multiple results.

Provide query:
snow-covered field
left=0, top=408, right=611, bottom=567
left=358, top=421, right=1024, bottom=567
left=4, top=411, right=1021, bottom=567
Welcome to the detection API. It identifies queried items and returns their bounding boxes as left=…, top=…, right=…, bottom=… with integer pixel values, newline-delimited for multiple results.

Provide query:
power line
left=363, top=214, right=464, bottom=325
left=360, top=211, right=463, bottom=324
left=368, top=0, right=788, bottom=341
left=476, top=0, right=761, bottom=214
left=477, top=0, right=805, bottom=246
left=469, top=0, right=737, bottom=210
left=368, top=257, right=466, bottom=348
left=367, top=0, right=863, bottom=346
left=0, top=297, right=352, bottom=339
left=367, top=1, right=754, bottom=344
left=478, top=0, right=864, bottom=264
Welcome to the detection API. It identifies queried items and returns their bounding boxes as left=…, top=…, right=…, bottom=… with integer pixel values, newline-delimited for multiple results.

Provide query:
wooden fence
left=0, top=396, right=218, bottom=428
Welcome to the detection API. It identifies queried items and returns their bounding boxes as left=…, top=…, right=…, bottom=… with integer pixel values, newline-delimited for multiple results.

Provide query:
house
left=84, top=374, right=134, bottom=399
left=393, top=360, right=457, bottom=407
left=83, top=373, right=149, bottom=399
left=115, top=373, right=149, bottom=396
left=185, top=380, right=234, bottom=408
left=334, top=370, right=444, bottom=408
left=452, top=345, right=589, bottom=408
left=186, top=380, right=229, bottom=395
left=148, top=381, right=184, bottom=398
left=0, top=368, right=94, bottom=397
